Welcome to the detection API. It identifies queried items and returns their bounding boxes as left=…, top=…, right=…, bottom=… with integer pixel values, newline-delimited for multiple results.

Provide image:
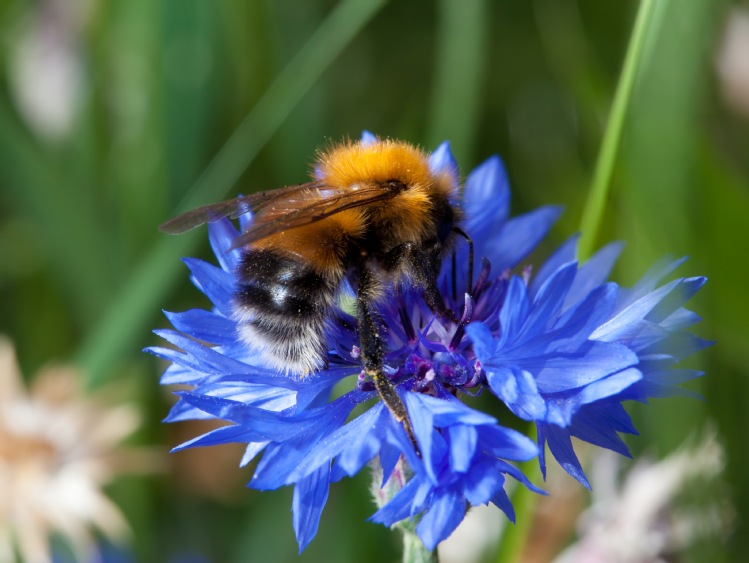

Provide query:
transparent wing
left=228, top=184, right=402, bottom=248
left=158, top=181, right=326, bottom=234
left=160, top=180, right=405, bottom=247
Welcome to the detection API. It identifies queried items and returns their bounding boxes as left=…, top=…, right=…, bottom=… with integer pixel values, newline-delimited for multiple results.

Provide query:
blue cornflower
left=148, top=135, right=707, bottom=551
left=465, top=237, right=709, bottom=487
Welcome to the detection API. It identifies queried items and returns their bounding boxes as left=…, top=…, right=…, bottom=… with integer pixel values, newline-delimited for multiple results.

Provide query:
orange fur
left=316, top=140, right=445, bottom=243
left=253, top=138, right=459, bottom=276
left=254, top=209, right=366, bottom=279
left=317, top=139, right=433, bottom=191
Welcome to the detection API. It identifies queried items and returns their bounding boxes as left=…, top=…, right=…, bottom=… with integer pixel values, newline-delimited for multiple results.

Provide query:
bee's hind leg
left=356, top=265, right=421, bottom=457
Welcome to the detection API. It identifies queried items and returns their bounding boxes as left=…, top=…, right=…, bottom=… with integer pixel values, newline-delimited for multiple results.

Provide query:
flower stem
left=399, top=521, right=438, bottom=563
left=372, top=457, right=437, bottom=563
left=577, top=0, right=658, bottom=260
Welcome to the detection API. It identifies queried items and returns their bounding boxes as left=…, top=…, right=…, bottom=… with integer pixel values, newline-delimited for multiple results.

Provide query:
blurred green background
left=0, top=0, right=746, bottom=561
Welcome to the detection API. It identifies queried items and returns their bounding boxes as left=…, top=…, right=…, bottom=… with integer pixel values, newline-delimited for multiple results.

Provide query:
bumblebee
left=161, top=138, right=471, bottom=451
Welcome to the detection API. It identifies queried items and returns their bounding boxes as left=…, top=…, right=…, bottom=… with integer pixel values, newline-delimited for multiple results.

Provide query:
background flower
left=0, top=338, right=154, bottom=563
left=553, top=431, right=733, bottom=563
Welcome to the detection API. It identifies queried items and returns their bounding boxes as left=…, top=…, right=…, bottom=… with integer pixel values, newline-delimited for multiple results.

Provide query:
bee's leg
left=357, top=266, right=420, bottom=456
left=383, top=242, right=459, bottom=323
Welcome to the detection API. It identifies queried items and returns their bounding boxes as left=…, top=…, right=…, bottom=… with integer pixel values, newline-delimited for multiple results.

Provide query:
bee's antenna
left=452, top=227, right=474, bottom=295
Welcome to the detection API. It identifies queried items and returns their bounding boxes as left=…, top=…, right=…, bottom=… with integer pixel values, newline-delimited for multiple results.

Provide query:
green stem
left=371, top=457, right=437, bottom=563
left=400, top=523, right=438, bottom=563
left=76, top=0, right=387, bottom=385
left=577, top=0, right=658, bottom=260
left=495, top=457, right=543, bottom=563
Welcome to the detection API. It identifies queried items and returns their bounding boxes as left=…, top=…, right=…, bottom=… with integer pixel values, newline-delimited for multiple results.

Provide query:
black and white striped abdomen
left=233, top=249, right=338, bottom=374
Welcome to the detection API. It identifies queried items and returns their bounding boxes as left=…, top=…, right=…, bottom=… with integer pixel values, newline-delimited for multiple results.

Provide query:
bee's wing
left=158, top=182, right=326, bottom=235
left=228, top=183, right=403, bottom=248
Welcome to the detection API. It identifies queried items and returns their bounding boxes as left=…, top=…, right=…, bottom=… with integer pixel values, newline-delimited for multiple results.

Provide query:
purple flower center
left=354, top=259, right=499, bottom=399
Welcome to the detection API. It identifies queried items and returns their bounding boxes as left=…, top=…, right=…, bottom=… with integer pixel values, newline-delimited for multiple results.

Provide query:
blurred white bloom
left=717, top=7, right=749, bottom=118
left=554, top=432, right=731, bottom=563
left=437, top=503, right=506, bottom=563
left=0, top=337, right=149, bottom=563
left=6, top=0, right=93, bottom=140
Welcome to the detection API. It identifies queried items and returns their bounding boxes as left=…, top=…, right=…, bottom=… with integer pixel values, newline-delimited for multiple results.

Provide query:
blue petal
left=564, top=241, right=624, bottom=308
left=646, top=277, right=706, bottom=324
left=465, top=321, right=498, bottom=360
left=404, top=393, right=437, bottom=481
left=518, top=262, right=578, bottom=343
left=477, top=425, right=539, bottom=462
left=240, top=441, right=269, bottom=467
left=158, top=361, right=204, bottom=385
left=643, top=368, right=704, bottom=386
left=569, top=402, right=633, bottom=457
left=182, top=258, right=235, bottom=317
left=360, top=130, right=378, bottom=145
left=485, top=366, right=546, bottom=421
left=147, top=346, right=216, bottom=381
left=550, top=283, right=618, bottom=352
left=497, top=276, right=529, bottom=348
left=164, top=396, right=221, bottom=422
left=288, top=403, right=385, bottom=481
left=237, top=209, right=254, bottom=232
left=176, top=393, right=308, bottom=441
left=208, top=218, right=242, bottom=272
left=485, top=206, right=563, bottom=274
left=189, top=381, right=298, bottom=411
left=152, top=330, right=292, bottom=385
left=379, top=438, right=403, bottom=487
left=171, top=424, right=254, bottom=451
left=592, top=278, right=703, bottom=342
left=251, top=399, right=356, bottom=490
left=463, top=155, right=511, bottom=232
left=369, top=476, right=423, bottom=526
left=539, top=423, right=590, bottom=488
left=496, top=459, right=547, bottom=497
left=416, top=488, right=466, bottom=551
left=529, top=235, right=579, bottom=299
left=616, top=257, right=688, bottom=311
left=530, top=341, right=639, bottom=394
left=429, top=141, right=459, bottom=185
left=577, top=367, right=642, bottom=406
left=164, top=309, right=237, bottom=346
left=293, top=466, right=331, bottom=552
left=413, top=394, right=496, bottom=427
left=660, top=307, right=702, bottom=330
left=490, top=486, right=516, bottom=523
left=462, top=459, right=505, bottom=505
left=447, top=424, right=477, bottom=473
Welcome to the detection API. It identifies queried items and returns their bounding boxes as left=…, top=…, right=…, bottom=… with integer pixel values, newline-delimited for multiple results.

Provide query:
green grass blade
left=577, top=0, right=657, bottom=260
left=76, top=0, right=388, bottom=385
left=425, top=0, right=487, bottom=165
left=618, top=0, right=725, bottom=455
left=496, top=455, right=543, bottom=563
left=169, top=0, right=386, bottom=219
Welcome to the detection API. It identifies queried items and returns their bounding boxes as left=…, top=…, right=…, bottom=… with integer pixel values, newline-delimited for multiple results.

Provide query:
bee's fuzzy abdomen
left=233, top=249, right=338, bottom=374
